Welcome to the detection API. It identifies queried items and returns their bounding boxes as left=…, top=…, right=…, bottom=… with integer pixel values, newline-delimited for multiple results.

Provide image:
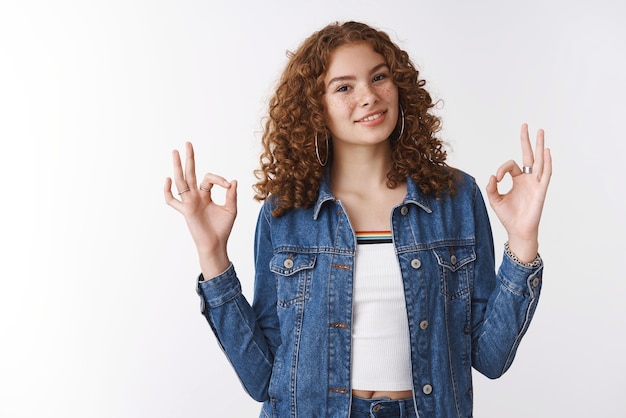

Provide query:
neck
left=330, top=142, right=393, bottom=194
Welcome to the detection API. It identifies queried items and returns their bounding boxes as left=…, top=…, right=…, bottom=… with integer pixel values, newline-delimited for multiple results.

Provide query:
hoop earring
left=315, top=133, right=329, bottom=167
left=397, top=106, right=405, bottom=141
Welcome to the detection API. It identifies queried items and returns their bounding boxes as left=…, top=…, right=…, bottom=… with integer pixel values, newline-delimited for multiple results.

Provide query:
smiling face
left=322, top=42, right=399, bottom=149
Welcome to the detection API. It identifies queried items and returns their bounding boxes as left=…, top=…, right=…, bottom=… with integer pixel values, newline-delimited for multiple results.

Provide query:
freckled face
left=322, top=42, right=399, bottom=147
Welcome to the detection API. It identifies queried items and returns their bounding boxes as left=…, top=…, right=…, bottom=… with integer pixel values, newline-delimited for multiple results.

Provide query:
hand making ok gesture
left=164, top=142, right=238, bottom=278
left=486, top=123, right=553, bottom=263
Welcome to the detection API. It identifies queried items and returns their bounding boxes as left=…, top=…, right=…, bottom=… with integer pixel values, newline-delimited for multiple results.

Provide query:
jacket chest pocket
left=270, top=252, right=317, bottom=307
left=433, top=245, right=475, bottom=300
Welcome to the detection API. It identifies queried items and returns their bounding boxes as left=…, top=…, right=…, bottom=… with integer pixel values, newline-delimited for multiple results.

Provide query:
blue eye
left=336, top=85, right=350, bottom=93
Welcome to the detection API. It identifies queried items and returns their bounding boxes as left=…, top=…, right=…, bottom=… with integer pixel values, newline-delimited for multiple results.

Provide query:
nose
left=359, top=84, right=379, bottom=107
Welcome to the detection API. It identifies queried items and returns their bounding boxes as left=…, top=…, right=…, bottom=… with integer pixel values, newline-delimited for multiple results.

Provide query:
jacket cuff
left=499, top=250, right=543, bottom=297
left=196, top=263, right=242, bottom=309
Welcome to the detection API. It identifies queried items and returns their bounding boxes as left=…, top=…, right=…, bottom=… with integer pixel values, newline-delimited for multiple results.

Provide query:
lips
left=358, top=112, right=385, bottom=122
left=356, top=110, right=387, bottom=125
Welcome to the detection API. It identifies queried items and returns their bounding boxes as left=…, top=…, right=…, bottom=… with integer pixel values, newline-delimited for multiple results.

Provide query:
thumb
left=485, top=175, right=500, bottom=206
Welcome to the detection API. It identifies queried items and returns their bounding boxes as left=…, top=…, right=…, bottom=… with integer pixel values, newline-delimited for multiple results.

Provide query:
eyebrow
left=326, top=63, right=389, bottom=88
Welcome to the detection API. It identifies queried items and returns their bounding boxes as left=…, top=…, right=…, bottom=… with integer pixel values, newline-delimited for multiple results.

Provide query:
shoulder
left=435, top=167, right=481, bottom=206
left=452, top=168, right=478, bottom=190
left=260, top=194, right=317, bottom=223
left=426, top=166, right=479, bottom=197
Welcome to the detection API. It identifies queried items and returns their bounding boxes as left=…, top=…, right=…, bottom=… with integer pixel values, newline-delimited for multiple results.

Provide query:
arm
left=472, top=124, right=552, bottom=378
left=470, top=183, right=543, bottom=378
left=472, top=189, right=543, bottom=379
left=164, top=142, right=278, bottom=401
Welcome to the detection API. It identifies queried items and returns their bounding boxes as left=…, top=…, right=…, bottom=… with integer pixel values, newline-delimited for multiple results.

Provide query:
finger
left=520, top=123, right=534, bottom=169
left=164, top=177, right=183, bottom=211
left=495, top=159, right=522, bottom=181
left=532, top=129, right=545, bottom=179
left=540, top=148, right=552, bottom=187
left=199, top=173, right=232, bottom=191
left=172, top=149, right=189, bottom=194
left=185, top=142, right=197, bottom=189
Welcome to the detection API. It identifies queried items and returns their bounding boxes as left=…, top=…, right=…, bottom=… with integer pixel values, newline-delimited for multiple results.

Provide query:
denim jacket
left=196, top=171, right=543, bottom=418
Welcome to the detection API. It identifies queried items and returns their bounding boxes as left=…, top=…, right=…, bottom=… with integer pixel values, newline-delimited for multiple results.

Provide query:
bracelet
left=504, top=241, right=542, bottom=268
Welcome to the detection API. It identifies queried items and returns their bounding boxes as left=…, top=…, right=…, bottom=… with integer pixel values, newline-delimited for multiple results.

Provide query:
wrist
left=505, top=234, right=539, bottom=264
left=198, top=250, right=230, bottom=280
left=504, top=241, right=541, bottom=267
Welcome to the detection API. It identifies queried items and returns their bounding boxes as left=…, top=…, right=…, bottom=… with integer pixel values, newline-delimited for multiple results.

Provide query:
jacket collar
left=312, top=172, right=432, bottom=220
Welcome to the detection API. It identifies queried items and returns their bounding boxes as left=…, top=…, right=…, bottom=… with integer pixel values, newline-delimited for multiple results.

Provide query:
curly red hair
left=254, top=21, right=457, bottom=217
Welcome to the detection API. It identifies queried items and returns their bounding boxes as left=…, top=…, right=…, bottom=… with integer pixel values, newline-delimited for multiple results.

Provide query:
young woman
left=165, top=21, right=551, bottom=418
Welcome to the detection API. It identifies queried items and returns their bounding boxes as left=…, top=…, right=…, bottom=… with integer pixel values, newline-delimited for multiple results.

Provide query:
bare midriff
left=351, top=389, right=413, bottom=400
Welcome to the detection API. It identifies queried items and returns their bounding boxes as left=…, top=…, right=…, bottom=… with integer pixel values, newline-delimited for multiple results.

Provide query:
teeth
left=360, top=112, right=383, bottom=122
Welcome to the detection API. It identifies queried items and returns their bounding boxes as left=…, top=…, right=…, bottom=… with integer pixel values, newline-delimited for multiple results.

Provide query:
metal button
left=400, top=206, right=409, bottom=216
left=450, top=255, right=457, bottom=265
left=372, top=404, right=382, bottom=413
left=420, top=320, right=429, bottom=330
left=422, top=384, right=433, bottom=395
left=411, top=259, right=421, bottom=269
left=532, top=277, right=541, bottom=287
left=283, top=259, right=294, bottom=269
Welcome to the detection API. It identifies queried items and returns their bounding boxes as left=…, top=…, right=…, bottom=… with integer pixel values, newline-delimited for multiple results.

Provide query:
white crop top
left=351, top=231, right=413, bottom=391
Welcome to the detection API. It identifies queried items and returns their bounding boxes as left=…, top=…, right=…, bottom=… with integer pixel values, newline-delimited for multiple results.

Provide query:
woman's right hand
left=164, top=142, right=238, bottom=278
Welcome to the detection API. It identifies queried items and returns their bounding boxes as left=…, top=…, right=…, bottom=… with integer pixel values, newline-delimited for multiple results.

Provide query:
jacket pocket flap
left=270, top=252, right=317, bottom=276
left=432, top=245, right=476, bottom=272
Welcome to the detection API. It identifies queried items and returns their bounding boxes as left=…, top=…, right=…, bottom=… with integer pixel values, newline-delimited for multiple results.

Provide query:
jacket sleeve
left=469, top=182, right=543, bottom=379
left=195, top=202, right=280, bottom=401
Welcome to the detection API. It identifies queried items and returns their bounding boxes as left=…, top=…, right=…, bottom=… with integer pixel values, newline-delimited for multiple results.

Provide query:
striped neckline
left=356, top=230, right=393, bottom=245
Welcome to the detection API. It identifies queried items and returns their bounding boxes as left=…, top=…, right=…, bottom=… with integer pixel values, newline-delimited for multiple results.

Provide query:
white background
left=1, top=1, right=624, bottom=417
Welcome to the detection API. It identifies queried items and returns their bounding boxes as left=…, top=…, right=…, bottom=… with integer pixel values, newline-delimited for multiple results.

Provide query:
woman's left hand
left=486, top=123, right=552, bottom=263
